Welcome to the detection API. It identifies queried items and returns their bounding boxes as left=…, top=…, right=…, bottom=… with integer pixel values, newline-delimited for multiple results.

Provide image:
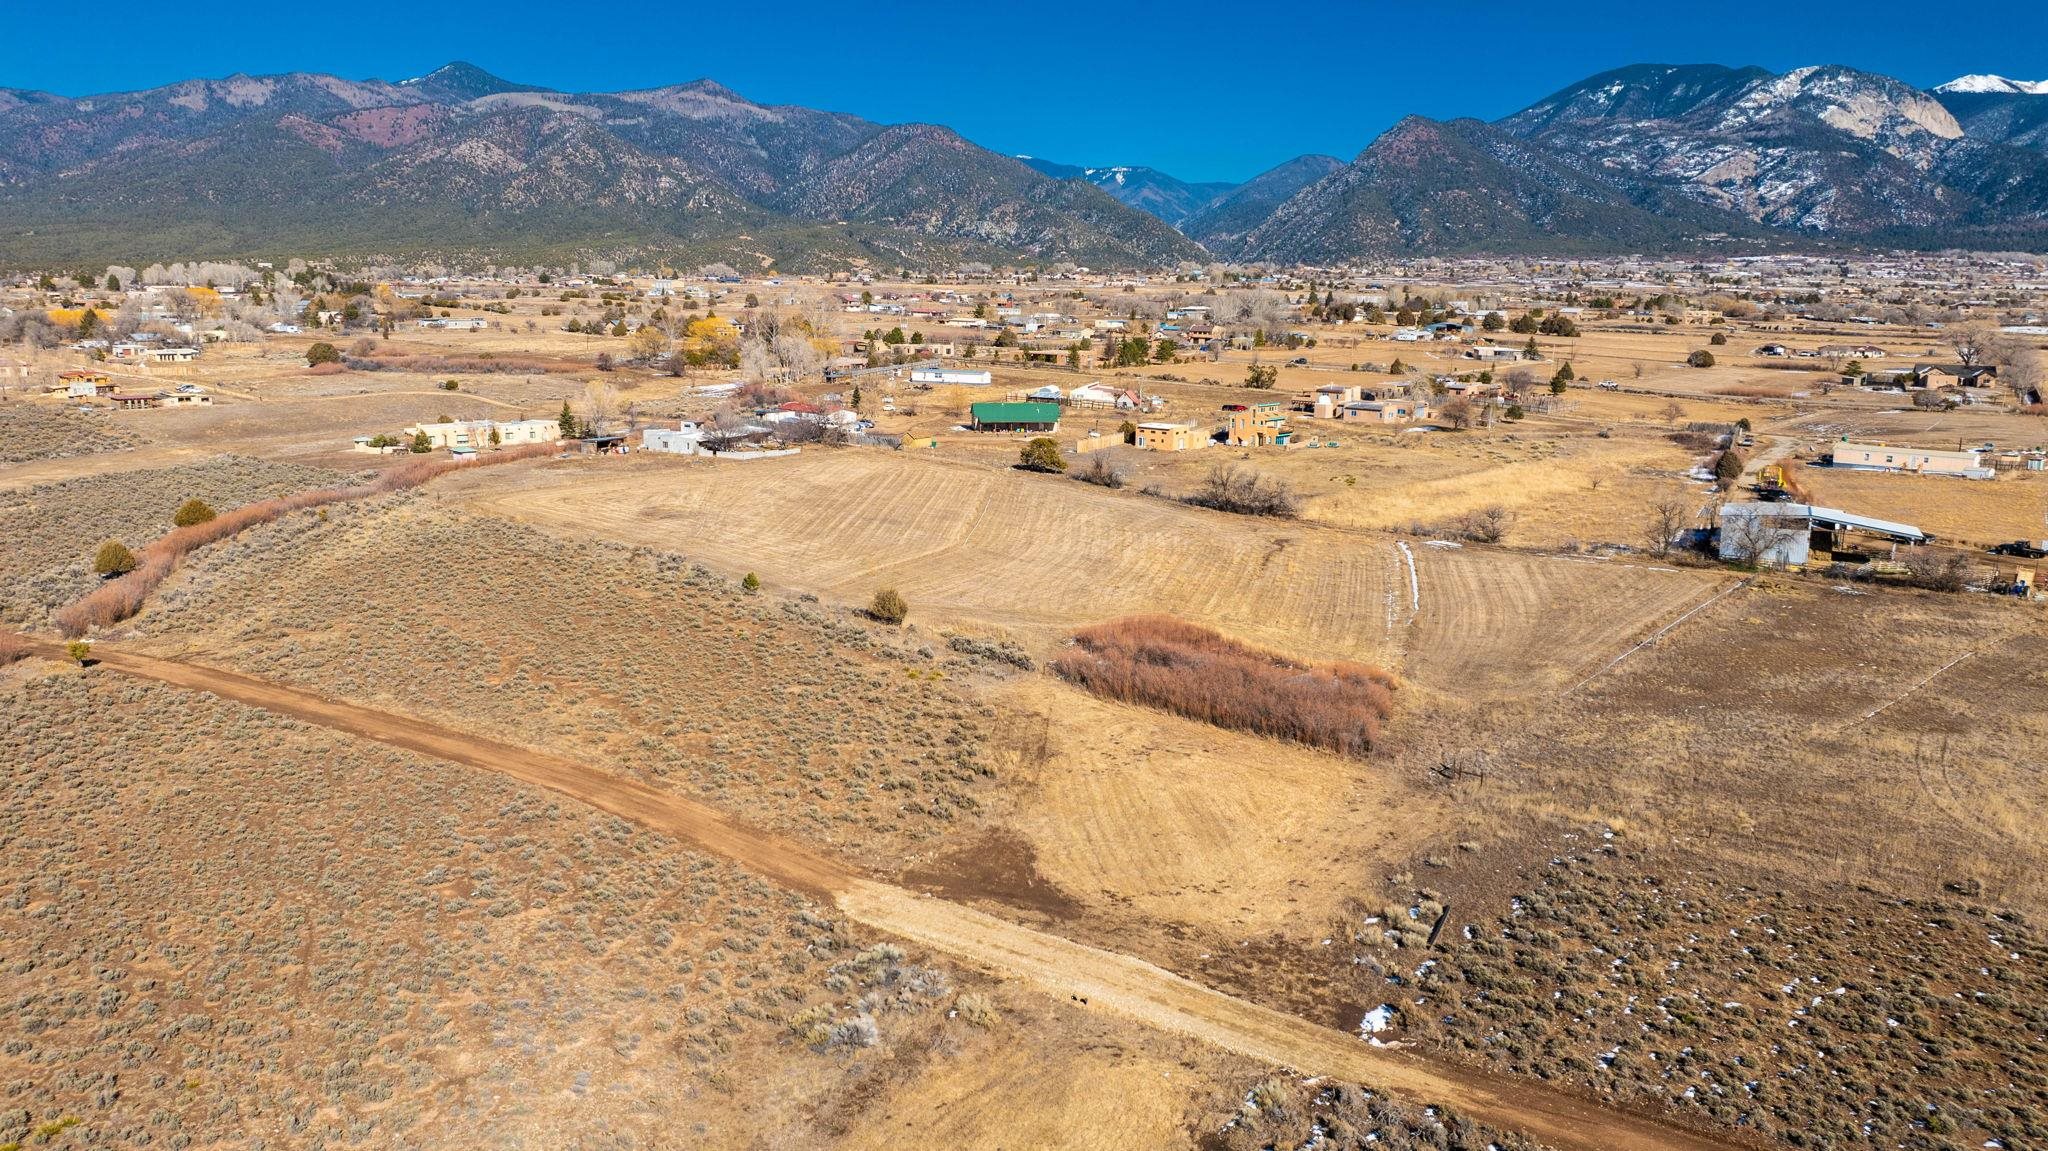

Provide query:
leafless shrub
left=53, top=444, right=554, bottom=636
left=346, top=355, right=549, bottom=374
left=1051, top=615, right=1394, bottom=756
left=951, top=992, right=1000, bottom=1028
left=1071, top=453, right=1126, bottom=489
left=1455, top=506, right=1514, bottom=544
left=1900, top=548, right=1971, bottom=592
left=945, top=635, right=1034, bottom=670
left=1183, top=464, right=1299, bottom=518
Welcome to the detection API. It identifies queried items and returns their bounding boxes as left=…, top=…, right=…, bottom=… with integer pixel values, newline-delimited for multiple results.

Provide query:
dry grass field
left=443, top=450, right=1730, bottom=698
left=1792, top=460, right=2048, bottom=544
left=1074, top=428, right=1706, bottom=551
left=976, top=674, right=1434, bottom=939
left=1390, top=579, right=2047, bottom=911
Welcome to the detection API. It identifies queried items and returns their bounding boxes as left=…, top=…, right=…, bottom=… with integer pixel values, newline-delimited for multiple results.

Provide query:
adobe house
left=1133, top=422, right=1201, bottom=451
left=1221, top=402, right=1291, bottom=446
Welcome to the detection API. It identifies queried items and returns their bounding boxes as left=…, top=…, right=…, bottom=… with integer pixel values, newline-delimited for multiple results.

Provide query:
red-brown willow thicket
left=54, top=444, right=554, bottom=637
left=1051, top=615, right=1395, bottom=757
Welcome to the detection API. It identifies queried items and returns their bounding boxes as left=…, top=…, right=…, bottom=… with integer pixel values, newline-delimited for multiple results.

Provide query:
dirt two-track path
left=41, top=641, right=1749, bottom=1151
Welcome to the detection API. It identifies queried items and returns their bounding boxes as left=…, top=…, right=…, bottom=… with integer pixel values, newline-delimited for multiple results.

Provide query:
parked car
left=1989, top=540, right=2048, bottom=559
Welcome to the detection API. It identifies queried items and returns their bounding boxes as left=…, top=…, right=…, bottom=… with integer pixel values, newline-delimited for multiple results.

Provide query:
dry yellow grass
left=444, top=451, right=1725, bottom=698
left=1794, top=461, right=2048, bottom=544
left=1128, top=429, right=1700, bottom=548
left=985, top=676, right=1432, bottom=936
left=450, top=450, right=1404, bottom=664
left=1401, top=545, right=1730, bottom=695
left=829, top=1019, right=1211, bottom=1151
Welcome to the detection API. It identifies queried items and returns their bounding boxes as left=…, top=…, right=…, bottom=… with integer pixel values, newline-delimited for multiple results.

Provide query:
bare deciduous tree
left=1720, top=508, right=1800, bottom=567
left=1948, top=319, right=1997, bottom=367
left=575, top=380, right=622, bottom=436
left=1646, top=498, right=1692, bottom=556
left=2006, top=348, right=2045, bottom=406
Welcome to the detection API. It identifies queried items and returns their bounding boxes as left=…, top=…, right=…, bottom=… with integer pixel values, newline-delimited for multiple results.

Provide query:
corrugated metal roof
left=970, top=402, right=1060, bottom=423
left=1720, top=502, right=1927, bottom=542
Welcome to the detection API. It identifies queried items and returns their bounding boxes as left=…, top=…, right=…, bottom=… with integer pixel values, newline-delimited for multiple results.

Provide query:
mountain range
left=3, top=61, right=2048, bottom=268
left=0, top=63, right=1201, bottom=269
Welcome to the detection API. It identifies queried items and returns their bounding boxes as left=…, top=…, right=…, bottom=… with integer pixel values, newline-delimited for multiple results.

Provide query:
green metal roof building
left=969, top=402, right=1061, bottom=432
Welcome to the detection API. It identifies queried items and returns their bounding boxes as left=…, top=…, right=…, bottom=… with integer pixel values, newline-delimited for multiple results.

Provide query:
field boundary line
left=1852, top=650, right=1977, bottom=725
left=1562, top=576, right=1752, bottom=697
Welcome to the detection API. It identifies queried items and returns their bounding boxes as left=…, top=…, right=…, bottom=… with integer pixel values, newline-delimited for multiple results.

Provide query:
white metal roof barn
left=1718, top=503, right=1928, bottom=567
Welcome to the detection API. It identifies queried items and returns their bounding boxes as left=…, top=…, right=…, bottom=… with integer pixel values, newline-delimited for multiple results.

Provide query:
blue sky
left=1, top=0, right=2043, bottom=182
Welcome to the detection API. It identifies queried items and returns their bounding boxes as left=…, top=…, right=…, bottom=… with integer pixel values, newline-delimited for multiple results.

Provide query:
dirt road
left=35, top=640, right=1750, bottom=1151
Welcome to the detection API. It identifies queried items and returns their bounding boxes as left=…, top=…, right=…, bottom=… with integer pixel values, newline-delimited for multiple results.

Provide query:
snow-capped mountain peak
left=1936, top=74, right=2048, bottom=96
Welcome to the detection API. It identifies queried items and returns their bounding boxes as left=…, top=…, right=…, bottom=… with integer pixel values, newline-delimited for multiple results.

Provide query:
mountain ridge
left=0, top=64, right=1199, bottom=268
left=6, top=60, right=2048, bottom=266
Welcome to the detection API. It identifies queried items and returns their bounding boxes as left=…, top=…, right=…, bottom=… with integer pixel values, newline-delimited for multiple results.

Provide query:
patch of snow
left=1936, top=74, right=2048, bottom=95
left=1358, top=1004, right=1398, bottom=1038
left=1395, top=540, right=1419, bottom=611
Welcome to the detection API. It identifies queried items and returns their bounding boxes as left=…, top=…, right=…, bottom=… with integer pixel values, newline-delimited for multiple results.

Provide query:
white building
left=642, top=423, right=705, bottom=454
left=910, top=367, right=992, bottom=386
left=1830, top=440, right=1990, bottom=478
left=402, top=418, right=562, bottom=450
left=493, top=418, right=563, bottom=446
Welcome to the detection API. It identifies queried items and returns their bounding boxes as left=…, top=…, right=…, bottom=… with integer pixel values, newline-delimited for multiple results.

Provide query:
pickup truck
left=1988, top=540, right=2048, bottom=559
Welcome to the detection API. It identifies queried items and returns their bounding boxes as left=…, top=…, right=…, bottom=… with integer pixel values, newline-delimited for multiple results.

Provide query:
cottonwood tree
left=772, top=330, right=825, bottom=384
left=1948, top=319, right=1997, bottom=366
left=575, top=380, right=622, bottom=436
left=1720, top=510, right=1799, bottom=567
left=1645, top=498, right=1692, bottom=556
left=627, top=324, right=670, bottom=364
left=739, top=334, right=777, bottom=383
left=2006, top=349, right=2045, bottom=406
